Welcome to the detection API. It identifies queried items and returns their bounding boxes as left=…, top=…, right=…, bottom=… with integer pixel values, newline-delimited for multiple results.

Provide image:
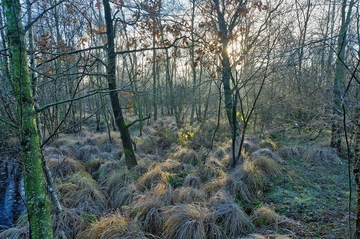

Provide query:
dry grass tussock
left=251, top=148, right=283, bottom=163
left=0, top=226, right=28, bottom=239
left=200, top=158, right=226, bottom=181
left=162, top=203, right=220, bottom=239
left=173, top=148, right=200, bottom=166
left=250, top=205, right=281, bottom=226
left=303, top=146, right=339, bottom=162
left=208, top=190, right=234, bottom=205
left=136, top=165, right=168, bottom=192
left=56, top=172, right=107, bottom=215
left=259, top=139, right=278, bottom=151
left=52, top=208, right=88, bottom=239
left=172, top=187, right=207, bottom=204
left=47, top=157, right=85, bottom=179
left=252, top=156, right=281, bottom=176
left=130, top=197, right=164, bottom=235
left=96, top=160, right=123, bottom=185
left=213, top=202, right=254, bottom=237
left=109, top=183, right=139, bottom=209
left=278, top=146, right=300, bottom=159
left=242, top=160, right=269, bottom=194
left=183, top=174, right=201, bottom=188
left=80, top=211, right=127, bottom=239
left=75, top=145, right=101, bottom=162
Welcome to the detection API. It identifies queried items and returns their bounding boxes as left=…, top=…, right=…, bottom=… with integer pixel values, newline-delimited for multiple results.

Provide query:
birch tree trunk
left=2, top=0, right=53, bottom=238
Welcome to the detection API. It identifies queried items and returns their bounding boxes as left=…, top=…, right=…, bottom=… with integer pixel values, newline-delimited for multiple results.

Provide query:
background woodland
left=0, top=0, right=360, bottom=238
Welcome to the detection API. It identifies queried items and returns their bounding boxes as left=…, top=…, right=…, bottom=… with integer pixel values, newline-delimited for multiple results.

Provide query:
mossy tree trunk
left=2, top=0, right=53, bottom=238
left=103, top=0, right=137, bottom=169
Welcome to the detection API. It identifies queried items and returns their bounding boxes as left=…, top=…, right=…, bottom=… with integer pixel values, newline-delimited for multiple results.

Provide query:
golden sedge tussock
left=80, top=212, right=128, bottom=239
left=251, top=206, right=281, bottom=226
left=162, top=203, right=211, bottom=239
left=136, top=165, right=167, bottom=192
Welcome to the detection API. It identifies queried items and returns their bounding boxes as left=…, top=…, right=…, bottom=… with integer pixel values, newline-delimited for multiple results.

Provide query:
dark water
left=0, top=157, right=26, bottom=228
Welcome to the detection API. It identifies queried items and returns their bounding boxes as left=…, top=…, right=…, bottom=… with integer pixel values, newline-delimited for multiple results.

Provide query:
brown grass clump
left=109, top=183, right=138, bottom=208
left=172, top=187, right=207, bottom=204
left=242, top=161, right=269, bottom=194
left=259, top=139, right=278, bottom=151
left=303, top=146, right=339, bottom=162
left=57, top=172, right=107, bottom=214
left=162, top=203, right=211, bottom=239
left=242, top=139, right=260, bottom=154
left=213, top=202, right=254, bottom=237
left=0, top=226, right=28, bottom=239
left=202, top=177, right=226, bottom=195
left=173, top=148, right=200, bottom=166
left=75, top=145, right=100, bottom=162
left=278, top=146, right=300, bottom=159
left=52, top=208, right=87, bottom=238
left=251, top=205, right=281, bottom=226
left=80, top=211, right=128, bottom=239
left=136, top=165, right=168, bottom=192
left=183, top=174, right=201, bottom=188
left=96, top=161, right=123, bottom=185
left=252, top=156, right=281, bottom=176
left=200, top=160, right=226, bottom=181
left=47, top=157, right=85, bottom=179
left=130, top=197, right=164, bottom=235
left=251, top=148, right=283, bottom=163
left=208, top=190, right=234, bottom=205
left=160, top=158, right=184, bottom=173
left=152, top=182, right=173, bottom=205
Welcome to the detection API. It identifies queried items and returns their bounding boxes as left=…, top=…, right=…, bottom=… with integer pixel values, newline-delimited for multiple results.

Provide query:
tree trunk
left=103, top=0, right=137, bottom=169
left=2, top=0, right=53, bottom=238
left=330, top=0, right=355, bottom=150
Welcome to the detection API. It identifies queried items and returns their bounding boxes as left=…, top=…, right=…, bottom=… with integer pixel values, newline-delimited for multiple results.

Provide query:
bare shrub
left=213, top=203, right=253, bottom=237
left=80, top=211, right=127, bottom=239
left=172, top=187, right=207, bottom=204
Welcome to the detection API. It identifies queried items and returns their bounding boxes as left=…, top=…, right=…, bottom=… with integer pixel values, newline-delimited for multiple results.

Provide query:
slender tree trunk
left=330, top=0, right=355, bottom=150
left=3, top=0, right=53, bottom=238
left=103, top=0, right=137, bottom=169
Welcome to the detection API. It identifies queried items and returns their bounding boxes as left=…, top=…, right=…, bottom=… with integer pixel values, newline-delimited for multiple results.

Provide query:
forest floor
left=265, top=147, right=355, bottom=238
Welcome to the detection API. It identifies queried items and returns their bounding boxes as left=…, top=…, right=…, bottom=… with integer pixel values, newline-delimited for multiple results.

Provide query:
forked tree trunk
left=103, top=0, right=137, bottom=169
left=2, top=0, right=53, bottom=238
